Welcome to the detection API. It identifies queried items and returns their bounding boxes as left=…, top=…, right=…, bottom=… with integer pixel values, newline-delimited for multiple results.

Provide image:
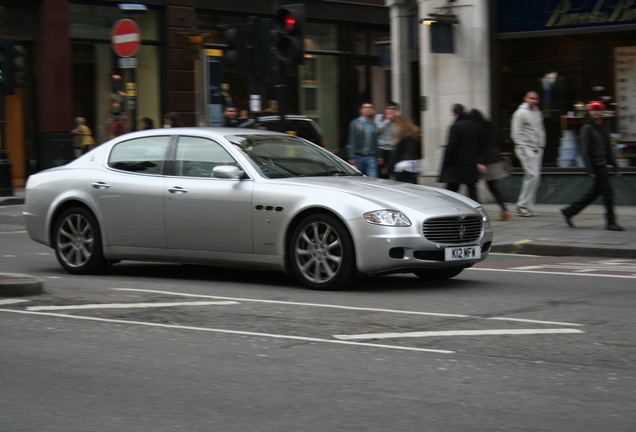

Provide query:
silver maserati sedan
left=24, top=127, right=493, bottom=290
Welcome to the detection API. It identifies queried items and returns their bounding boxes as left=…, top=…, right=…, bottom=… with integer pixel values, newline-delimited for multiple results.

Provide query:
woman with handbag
left=387, top=115, right=421, bottom=183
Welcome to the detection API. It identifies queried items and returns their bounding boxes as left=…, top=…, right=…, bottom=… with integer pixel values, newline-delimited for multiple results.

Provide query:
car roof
left=255, top=115, right=315, bottom=121
left=112, top=127, right=287, bottom=141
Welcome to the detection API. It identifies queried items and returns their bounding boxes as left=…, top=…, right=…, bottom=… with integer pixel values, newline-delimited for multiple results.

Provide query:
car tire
left=53, top=207, right=111, bottom=275
left=290, top=214, right=356, bottom=290
left=413, top=267, right=464, bottom=281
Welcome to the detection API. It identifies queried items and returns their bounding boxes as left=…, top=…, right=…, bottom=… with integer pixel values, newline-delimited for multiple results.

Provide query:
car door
left=164, top=135, right=254, bottom=253
left=94, top=135, right=172, bottom=248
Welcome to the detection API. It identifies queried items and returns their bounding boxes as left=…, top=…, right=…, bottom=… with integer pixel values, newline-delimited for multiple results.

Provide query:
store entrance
left=71, top=43, right=97, bottom=142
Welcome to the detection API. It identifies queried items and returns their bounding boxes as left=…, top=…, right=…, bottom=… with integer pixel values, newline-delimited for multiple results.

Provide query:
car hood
left=276, top=177, right=478, bottom=212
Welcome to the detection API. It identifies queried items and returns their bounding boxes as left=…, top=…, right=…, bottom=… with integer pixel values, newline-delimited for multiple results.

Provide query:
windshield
left=228, top=135, right=361, bottom=179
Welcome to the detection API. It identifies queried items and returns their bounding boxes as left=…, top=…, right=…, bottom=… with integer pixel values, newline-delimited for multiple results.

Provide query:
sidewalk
left=484, top=203, right=636, bottom=259
left=2, top=189, right=636, bottom=261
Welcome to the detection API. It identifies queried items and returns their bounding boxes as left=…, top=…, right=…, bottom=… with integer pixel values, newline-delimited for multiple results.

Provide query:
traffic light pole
left=275, top=59, right=287, bottom=132
left=0, top=92, right=14, bottom=197
left=208, top=58, right=224, bottom=126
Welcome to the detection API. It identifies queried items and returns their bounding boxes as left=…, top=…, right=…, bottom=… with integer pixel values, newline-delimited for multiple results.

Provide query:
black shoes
left=607, top=223, right=625, bottom=231
left=560, top=209, right=575, bottom=228
left=560, top=209, right=625, bottom=231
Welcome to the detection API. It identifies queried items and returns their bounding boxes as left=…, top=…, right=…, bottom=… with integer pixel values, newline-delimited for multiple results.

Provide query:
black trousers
left=446, top=183, right=479, bottom=203
left=486, top=180, right=507, bottom=212
left=378, top=149, right=394, bottom=179
left=563, top=167, right=616, bottom=224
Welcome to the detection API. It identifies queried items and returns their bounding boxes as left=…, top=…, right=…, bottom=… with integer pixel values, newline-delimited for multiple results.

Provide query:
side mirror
left=213, top=165, right=244, bottom=179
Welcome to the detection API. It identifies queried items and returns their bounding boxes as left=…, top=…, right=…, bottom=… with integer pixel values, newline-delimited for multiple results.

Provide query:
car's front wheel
left=53, top=207, right=110, bottom=274
left=290, top=214, right=356, bottom=290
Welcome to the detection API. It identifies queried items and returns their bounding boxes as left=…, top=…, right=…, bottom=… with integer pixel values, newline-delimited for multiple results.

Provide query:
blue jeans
left=355, top=155, right=378, bottom=177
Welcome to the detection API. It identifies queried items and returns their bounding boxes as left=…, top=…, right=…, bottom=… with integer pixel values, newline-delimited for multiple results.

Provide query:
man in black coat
left=561, top=101, right=624, bottom=231
left=438, top=104, right=485, bottom=202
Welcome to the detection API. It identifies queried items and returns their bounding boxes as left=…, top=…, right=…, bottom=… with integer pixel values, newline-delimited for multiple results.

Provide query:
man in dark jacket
left=438, top=104, right=485, bottom=202
left=561, top=101, right=624, bottom=231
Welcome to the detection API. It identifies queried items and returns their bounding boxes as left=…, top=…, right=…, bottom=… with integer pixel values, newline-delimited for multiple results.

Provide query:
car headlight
left=363, top=210, right=411, bottom=227
left=477, top=206, right=490, bottom=222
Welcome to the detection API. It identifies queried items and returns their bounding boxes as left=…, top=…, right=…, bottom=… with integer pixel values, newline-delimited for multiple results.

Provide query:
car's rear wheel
left=290, top=214, right=356, bottom=290
left=413, top=267, right=464, bottom=281
left=53, top=207, right=110, bottom=274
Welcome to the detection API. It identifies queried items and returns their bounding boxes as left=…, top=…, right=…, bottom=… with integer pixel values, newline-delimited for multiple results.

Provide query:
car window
left=228, top=134, right=359, bottom=179
left=174, top=136, right=238, bottom=178
left=108, top=136, right=171, bottom=174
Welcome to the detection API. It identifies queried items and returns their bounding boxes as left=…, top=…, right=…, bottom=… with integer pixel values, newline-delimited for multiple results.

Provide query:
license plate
left=445, top=246, right=480, bottom=261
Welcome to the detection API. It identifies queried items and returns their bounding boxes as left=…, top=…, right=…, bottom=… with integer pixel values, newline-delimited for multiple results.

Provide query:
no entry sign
left=112, top=19, right=141, bottom=58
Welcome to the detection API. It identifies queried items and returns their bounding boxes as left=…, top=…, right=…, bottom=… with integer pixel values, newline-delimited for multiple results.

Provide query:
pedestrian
left=222, top=104, right=241, bottom=127
left=141, top=117, right=155, bottom=130
left=386, top=114, right=421, bottom=183
left=347, top=101, right=381, bottom=177
left=71, top=117, right=96, bottom=156
left=163, top=112, right=183, bottom=128
left=375, top=101, right=399, bottom=178
left=438, top=104, right=484, bottom=202
left=109, top=95, right=127, bottom=138
left=560, top=101, right=624, bottom=231
left=469, top=109, right=511, bottom=221
left=510, top=91, right=546, bottom=217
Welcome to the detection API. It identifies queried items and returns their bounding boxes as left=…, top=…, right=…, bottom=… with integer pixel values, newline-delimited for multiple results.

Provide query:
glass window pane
left=108, top=136, right=171, bottom=174
left=175, top=136, right=237, bottom=177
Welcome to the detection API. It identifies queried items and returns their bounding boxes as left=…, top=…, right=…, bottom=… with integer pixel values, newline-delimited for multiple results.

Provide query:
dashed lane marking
left=0, top=308, right=456, bottom=355
left=26, top=301, right=238, bottom=311
left=114, top=288, right=583, bottom=327
left=0, top=299, right=29, bottom=306
left=333, top=328, right=584, bottom=341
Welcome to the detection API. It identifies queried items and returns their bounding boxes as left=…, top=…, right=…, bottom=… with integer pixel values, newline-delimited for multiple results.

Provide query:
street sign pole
left=112, top=19, right=141, bottom=132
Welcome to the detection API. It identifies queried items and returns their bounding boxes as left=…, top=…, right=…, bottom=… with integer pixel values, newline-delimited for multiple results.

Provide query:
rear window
left=108, top=136, right=171, bottom=174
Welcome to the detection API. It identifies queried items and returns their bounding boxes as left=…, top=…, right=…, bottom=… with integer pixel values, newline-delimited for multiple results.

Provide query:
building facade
left=3, top=0, right=636, bottom=202
left=388, top=0, right=636, bottom=185
left=1, top=0, right=390, bottom=188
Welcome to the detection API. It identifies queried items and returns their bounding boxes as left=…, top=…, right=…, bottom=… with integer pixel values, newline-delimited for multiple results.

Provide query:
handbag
left=481, top=160, right=510, bottom=180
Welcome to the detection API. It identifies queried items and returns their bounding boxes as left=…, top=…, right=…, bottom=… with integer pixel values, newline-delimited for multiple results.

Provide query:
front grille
left=422, top=215, right=482, bottom=244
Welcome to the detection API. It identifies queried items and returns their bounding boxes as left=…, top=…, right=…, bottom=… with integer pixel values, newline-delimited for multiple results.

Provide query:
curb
left=491, top=243, right=636, bottom=259
left=0, top=273, right=45, bottom=297
left=0, top=197, right=25, bottom=206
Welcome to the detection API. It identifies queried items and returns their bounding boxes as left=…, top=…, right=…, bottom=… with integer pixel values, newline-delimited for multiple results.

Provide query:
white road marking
left=26, top=301, right=238, bottom=311
left=114, top=288, right=582, bottom=327
left=469, top=268, right=636, bottom=279
left=0, top=299, right=29, bottom=306
left=333, top=328, right=584, bottom=341
left=0, top=308, right=455, bottom=354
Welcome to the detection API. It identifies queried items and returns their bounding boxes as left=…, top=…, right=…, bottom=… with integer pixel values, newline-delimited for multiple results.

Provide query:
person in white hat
left=561, top=101, right=624, bottom=231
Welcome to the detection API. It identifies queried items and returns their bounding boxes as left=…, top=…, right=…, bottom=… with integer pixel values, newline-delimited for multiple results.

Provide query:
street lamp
left=420, top=0, right=460, bottom=54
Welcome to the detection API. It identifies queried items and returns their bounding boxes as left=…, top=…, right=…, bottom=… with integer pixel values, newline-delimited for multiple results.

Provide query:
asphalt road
left=1, top=203, right=636, bottom=432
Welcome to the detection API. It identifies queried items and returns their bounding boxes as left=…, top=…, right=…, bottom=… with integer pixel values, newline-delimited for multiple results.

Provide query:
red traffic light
left=283, top=12, right=297, bottom=32
left=274, top=4, right=305, bottom=64
left=276, top=4, right=304, bottom=35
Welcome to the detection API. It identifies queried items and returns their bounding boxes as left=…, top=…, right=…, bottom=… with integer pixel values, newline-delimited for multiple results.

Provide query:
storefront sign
left=615, top=46, right=636, bottom=142
left=498, top=0, right=636, bottom=34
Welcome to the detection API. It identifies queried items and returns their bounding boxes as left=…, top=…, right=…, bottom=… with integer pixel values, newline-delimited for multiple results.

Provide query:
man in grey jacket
left=511, top=91, right=546, bottom=217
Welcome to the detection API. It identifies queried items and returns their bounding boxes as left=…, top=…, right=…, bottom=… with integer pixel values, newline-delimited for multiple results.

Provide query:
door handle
left=91, top=182, right=110, bottom=189
left=168, top=186, right=188, bottom=194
